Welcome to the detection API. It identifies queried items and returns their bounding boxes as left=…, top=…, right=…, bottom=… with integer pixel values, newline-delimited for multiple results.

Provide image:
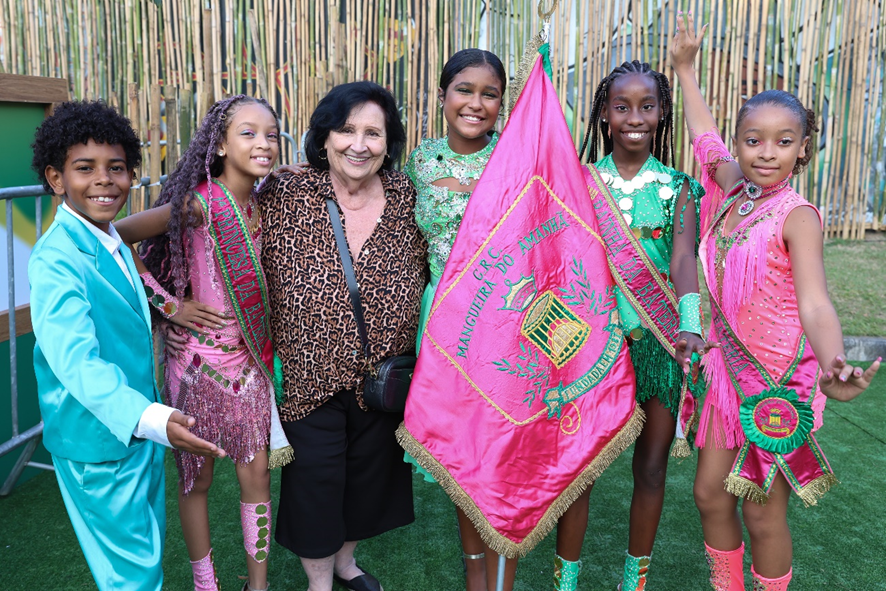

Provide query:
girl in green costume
left=579, top=60, right=708, bottom=591
left=405, top=48, right=594, bottom=591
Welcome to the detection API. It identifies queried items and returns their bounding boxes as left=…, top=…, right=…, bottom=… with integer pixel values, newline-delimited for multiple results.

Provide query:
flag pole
left=495, top=554, right=506, bottom=591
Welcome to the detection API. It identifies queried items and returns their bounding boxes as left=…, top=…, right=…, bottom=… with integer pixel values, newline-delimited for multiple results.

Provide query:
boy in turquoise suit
left=29, top=101, right=225, bottom=590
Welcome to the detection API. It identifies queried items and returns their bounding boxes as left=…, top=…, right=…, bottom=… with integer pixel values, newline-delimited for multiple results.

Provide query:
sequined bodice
left=405, top=135, right=498, bottom=277
left=594, top=154, right=702, bottom=332
left=704, top=191, right=816, bottom=378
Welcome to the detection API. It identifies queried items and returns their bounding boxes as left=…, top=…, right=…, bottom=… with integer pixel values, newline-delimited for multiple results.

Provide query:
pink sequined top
left=187, top=221, right=261, bottom=344
left=693, top=130, right=825, bottom=448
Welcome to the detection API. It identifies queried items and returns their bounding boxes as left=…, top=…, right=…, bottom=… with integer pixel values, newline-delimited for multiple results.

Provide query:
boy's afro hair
left=31, top=100, right=142, bottom=193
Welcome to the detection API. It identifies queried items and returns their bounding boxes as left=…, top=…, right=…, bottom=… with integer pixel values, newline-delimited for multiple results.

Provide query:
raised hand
left=670, top=11, right=708, bottom=74
left=819, top=356, right=880, bottom=402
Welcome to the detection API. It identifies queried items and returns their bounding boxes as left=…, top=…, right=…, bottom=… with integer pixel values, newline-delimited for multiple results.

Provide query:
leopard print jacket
left=259, top=166, right=428, bottom=421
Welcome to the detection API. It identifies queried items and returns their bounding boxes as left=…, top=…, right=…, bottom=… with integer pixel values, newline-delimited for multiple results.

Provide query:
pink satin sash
left=585, top=165, right=698, bottom=455
left=194, top=180, right=274, bottom=380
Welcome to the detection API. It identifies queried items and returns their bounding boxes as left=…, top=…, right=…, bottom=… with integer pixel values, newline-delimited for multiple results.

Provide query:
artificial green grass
left=1, top=367, right=883, bottom=590
left=822, top=239, right=886, bottom=337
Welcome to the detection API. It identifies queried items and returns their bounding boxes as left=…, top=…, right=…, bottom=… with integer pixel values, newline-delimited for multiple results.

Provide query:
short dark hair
left=304, top=81, right=406, bottom=170
left=439, top=49, right=507, bottom=95
left=735, top=89, right=819, bottom=175
left=31, top=100, right=142, bottom=193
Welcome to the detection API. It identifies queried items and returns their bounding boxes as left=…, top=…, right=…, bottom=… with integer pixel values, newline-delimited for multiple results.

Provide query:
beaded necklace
left=734, top=176, right=791, bottom=216
left=598, top=168, right=675, bottom=227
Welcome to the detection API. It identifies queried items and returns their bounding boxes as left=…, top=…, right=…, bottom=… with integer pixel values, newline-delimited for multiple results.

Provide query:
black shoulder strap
left=325, top=198, right=370, bottom=359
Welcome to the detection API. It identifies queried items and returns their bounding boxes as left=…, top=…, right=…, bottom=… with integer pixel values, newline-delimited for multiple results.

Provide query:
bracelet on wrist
left=140, top=273, right=181, bottom=319
left=678, top=292, right=702, bottom=336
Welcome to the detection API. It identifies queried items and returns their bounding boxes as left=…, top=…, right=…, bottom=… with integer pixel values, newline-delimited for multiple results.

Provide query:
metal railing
left=0, top=189, right=48, bottom=496
left=0, top=175, right=166, bottom=495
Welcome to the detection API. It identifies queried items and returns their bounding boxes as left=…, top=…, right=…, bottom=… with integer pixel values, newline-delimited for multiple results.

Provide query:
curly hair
left=303, top=81, right=406, bottom=170
left=735, top=89, right=819, bottom=175
left=31, top=100, right=141, bottom=193
left=138, top=95, right=278, bottom=299
left=578, top=60, right=675, bottom=167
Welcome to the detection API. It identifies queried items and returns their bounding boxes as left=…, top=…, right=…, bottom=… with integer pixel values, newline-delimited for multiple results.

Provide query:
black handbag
left=326, top=198, right=416, bottom=412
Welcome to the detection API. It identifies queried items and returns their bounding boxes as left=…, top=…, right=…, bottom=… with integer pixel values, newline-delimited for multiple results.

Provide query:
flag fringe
left=507, top=32, right=544, bottom=115
left=396, top=404, right=646, bottom=558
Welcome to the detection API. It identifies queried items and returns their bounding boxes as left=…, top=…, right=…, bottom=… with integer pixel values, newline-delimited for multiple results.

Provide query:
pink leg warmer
left=241, top=500, right=272, bottom=563
left=752, top=564, right=792, bottom=590
left=705, top=542, right=745, bottom=591
left=190, top=548, right=220, bottom=591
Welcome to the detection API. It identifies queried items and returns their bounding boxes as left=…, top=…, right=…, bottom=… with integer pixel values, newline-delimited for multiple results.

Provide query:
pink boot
left=752, top=565, right=792, bottom=590
left=241, top=500, right=272, bottom=564
left=190, top=548, right=220, bottom=591
left=704, top=542, right=745, bottom=591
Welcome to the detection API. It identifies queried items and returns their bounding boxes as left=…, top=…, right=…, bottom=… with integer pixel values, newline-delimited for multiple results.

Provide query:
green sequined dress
left=402, top=133, right=498, bottom=482
left=595, top=154, right=704, bottom=419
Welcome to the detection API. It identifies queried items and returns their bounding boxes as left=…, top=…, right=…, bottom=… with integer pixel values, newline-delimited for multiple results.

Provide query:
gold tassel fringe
left=670, top=437, right=692, bottom=459
left=396, top=404, right=646, bottom=558
left=724, top=473, right=770, bottom=505
left=796, top=474, right=840, bottom=507
left=507, top=32, right=544, bottom=115
left=268, top=445, right=294, bottom=470
left=670, top=402, right=699, bottom=459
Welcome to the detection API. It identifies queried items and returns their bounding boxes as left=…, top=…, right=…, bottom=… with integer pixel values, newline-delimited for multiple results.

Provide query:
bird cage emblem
left=499, top=273, right=591, bottom=369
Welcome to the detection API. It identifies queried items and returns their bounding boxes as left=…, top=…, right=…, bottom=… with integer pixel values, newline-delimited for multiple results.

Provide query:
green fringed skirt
left=627, top=329, right=686, bottom=419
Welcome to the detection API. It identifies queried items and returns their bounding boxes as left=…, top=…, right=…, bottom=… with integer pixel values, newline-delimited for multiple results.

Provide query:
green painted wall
left=1, top=102, right=55, bottom=491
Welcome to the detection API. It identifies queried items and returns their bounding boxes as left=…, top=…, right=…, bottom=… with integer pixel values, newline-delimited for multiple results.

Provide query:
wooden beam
left=0, top=305, right=33, bottom=342
left=0, top=74, right=68, bottom=103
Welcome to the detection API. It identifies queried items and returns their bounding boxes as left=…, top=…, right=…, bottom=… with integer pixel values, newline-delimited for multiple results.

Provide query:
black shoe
left=333, top=565, right=383, bottom=591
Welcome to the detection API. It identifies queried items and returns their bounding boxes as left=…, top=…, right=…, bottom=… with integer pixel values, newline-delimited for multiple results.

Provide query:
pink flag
left=397, top=50, right=642, bottom=557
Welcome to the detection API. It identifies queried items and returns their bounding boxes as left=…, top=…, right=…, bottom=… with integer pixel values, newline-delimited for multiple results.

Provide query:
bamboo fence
left=0, top=0, right=883, bottom=236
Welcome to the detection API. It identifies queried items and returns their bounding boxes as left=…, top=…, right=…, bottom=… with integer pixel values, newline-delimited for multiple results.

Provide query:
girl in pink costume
left=117, top=96, right=292, bottom=591
left=671, top=13, right=880, bottom=591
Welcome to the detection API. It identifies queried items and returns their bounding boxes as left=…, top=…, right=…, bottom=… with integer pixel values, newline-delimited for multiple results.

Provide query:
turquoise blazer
left=30, top=206, right=160, bottom=463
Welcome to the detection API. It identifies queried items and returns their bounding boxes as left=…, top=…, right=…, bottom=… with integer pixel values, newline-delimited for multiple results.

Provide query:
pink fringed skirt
left=166, top=334, right=271, bottom=495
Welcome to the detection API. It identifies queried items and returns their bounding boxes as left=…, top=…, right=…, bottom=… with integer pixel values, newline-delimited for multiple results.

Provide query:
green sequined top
left=594, top=154, right=703, bottom=333
left=404, top=134, right=498, bottom=278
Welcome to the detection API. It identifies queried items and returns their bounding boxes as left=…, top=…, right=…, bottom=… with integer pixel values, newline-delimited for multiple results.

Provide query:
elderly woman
left=259, top=81, right=426, bottom=591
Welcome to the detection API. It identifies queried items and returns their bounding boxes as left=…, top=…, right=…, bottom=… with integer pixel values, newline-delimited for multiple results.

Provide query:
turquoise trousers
left=53, top=440, right=166, bottom=591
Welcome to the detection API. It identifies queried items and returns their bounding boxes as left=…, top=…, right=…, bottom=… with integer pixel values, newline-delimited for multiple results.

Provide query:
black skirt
left=275, top=388, right=415, bottom=558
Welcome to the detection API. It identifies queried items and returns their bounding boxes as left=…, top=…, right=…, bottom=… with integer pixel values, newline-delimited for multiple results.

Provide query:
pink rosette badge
left=739, top=386, right=814, bottom=454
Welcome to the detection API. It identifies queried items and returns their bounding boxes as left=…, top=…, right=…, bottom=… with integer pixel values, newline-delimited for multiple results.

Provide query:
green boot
left=619, top=553, right=651, bottom=590
left=554, top=554, right=582, bottom=591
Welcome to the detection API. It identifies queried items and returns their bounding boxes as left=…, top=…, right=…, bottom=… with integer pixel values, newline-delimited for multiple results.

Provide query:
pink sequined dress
left=693, top=130, right=826, bottom=449
left=167, top=219, right=271, bottom=494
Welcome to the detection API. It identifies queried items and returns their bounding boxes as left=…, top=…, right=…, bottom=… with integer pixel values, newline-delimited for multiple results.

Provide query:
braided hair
left=579, top=60, right=675, bottom=167
left=139, top=95, right=279, bottom=299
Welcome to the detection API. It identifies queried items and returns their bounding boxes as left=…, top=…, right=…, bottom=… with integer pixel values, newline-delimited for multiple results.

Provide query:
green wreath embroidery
left=739, top=386, right=814, bottom=454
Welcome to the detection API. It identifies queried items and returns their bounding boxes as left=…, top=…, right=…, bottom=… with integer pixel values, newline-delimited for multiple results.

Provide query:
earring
left=217, top=149, right=225, bottom=157
left=601, top=118, right=607, bottom=123
left=319, top=148, right=328, bottom=160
